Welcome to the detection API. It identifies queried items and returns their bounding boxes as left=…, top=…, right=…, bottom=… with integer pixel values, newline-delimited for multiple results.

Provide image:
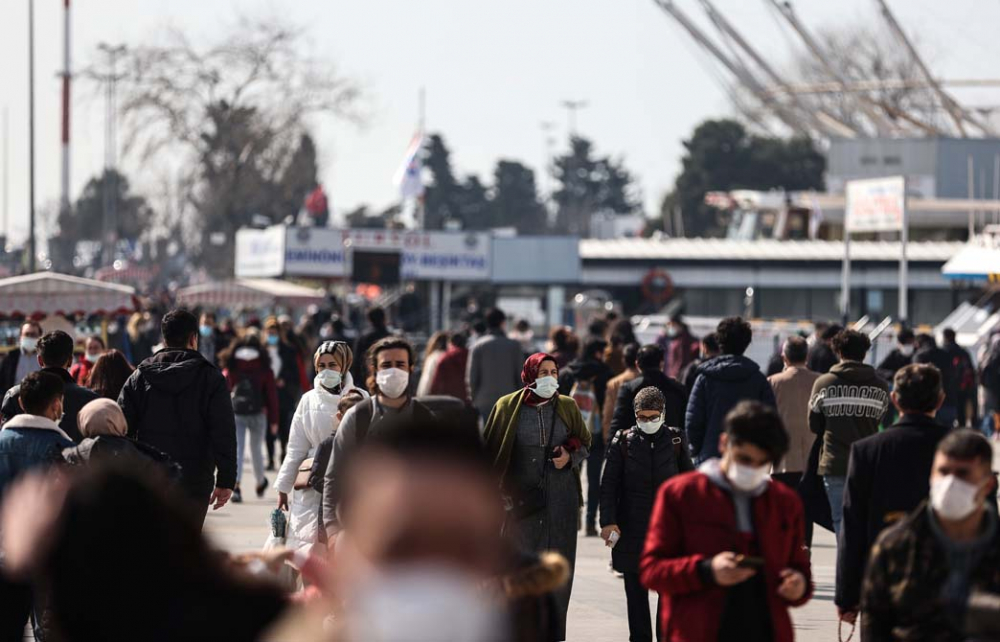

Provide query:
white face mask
left=726, top=460, right=770, bottom=492
left=637, top=415, right=664, bottom=435
left=234, top=347, right=260, bottom=361
left=376, top=368, right=409, bottom=399
left=531, top=375, right=559, bottom=399
left=931, top=474, right=984, bottom=521
left=85, top=351, right=103, bottom=362
left=316, top=369, right=342, bottom=390
left=21, top=337, right=38, bottom=354
left=344, top=565, right=508, bottom=642
left=899, top=344, right=914, bottom=357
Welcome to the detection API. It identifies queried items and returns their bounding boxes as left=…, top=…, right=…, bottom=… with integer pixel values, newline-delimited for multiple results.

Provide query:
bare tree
left=108, top=16, right=362, bottom=275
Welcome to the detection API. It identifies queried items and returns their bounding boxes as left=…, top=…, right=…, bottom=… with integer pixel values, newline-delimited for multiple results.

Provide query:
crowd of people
left=1, top=304, right=1000, bottom=641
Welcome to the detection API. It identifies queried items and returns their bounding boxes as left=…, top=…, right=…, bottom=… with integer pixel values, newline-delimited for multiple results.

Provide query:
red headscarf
left=521, top=352, right=558, bottom=407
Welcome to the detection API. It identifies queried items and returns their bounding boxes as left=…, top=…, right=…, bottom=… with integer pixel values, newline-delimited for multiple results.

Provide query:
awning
left=942, top=243, right=1000, bottom=281
left=0, top=272, right=137, bottom=318
left=175, top=278, right=326, bottom=309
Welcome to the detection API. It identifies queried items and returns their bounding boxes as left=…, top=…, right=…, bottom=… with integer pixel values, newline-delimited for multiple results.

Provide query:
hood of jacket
left=828, top=360, right=879, bottom=384
left=4, top=413, right=72, bottom=441
left=564, top=357, right=605, bottom=382
left=138, top=348, right=213, bottom=394
left=699, top=354, right=762, bottom=383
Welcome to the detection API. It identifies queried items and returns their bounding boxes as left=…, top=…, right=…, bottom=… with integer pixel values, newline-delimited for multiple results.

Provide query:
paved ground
left=206, top=459, right=842, bottom=641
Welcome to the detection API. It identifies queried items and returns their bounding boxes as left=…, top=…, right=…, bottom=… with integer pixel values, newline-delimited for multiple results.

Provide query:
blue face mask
left=267, top=335, right=280, bottom=347
left=199, top=325, right=213, bottom=338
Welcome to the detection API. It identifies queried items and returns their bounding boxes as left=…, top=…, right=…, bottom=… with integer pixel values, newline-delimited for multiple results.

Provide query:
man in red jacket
left=640, top=400, right=812, bottom=641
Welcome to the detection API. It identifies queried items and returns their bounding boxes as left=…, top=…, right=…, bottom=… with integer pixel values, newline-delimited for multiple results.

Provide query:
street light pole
left=560, top=99, right=589, bottom=137
left=28, top=0, right=36, bottom=272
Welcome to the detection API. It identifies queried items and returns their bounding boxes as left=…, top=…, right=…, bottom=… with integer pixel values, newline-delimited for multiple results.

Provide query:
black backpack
left=231, top=372, right=263, bottom=416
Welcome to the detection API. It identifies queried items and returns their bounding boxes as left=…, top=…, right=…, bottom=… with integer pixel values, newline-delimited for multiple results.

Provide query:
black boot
left=232, top=487, right=243, bottom=504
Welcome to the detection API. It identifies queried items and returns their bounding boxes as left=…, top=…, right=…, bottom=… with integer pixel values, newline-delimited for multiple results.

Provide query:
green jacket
left=483, top=389, right=593, bottom=499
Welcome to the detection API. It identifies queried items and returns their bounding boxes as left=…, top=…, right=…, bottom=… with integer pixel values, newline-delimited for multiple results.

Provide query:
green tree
left=422, top=134, right=459, bottom=230
left=673, top=119, right=825, bottom=237
left=60, top=169, right=155, bottom=244
left=491, top=160, right=547, bottom=234
left=552, top=136, right=639, bottom=236
left=453, top=176, right=491, bottom=230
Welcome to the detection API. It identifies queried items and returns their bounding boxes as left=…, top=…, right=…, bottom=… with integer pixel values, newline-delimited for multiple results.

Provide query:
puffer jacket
left=685, top=355, right=776, bottom=461
left=118, top=348, right=237, bottom=498
left=1, top=367, right=99, bottom=442
left=600, top=425, right=694, bottom=573
left=274, top=373, right=367, bottom=551
left=62, top=434, right=182, bottom=481
left=808, top=361, right=890, bottom=477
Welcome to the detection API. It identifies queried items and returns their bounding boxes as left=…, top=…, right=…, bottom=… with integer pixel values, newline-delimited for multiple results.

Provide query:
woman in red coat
left=429, top=332, right=471, bottom=403
left=640, top=400, right=812, bottom=642
left=70, top=336, right=105, bottom=385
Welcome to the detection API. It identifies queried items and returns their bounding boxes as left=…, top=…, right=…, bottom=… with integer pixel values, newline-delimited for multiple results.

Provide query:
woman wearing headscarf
left=275, top=341, right=368, bottom=554
left=61, top=399, right=179, bottom=479
left=483, top=352, right=591, bottom=641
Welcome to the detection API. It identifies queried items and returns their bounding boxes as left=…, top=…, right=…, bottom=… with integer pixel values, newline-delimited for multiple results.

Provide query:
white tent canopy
left=0, top=272, right=136, bottom=318
left=175, top=278, right=325, bottom=309
left=942, top=243, right=1000, bottom=282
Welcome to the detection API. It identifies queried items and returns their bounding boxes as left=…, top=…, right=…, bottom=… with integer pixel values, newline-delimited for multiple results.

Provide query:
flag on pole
left=394, top=133, right=425, bottom=199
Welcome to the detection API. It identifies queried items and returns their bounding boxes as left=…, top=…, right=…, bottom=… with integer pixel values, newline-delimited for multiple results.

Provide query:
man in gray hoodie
left=809, top=329, right=890, bottom=536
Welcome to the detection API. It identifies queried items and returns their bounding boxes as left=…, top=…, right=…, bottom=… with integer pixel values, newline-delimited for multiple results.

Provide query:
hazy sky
left=1, top=0, right=999, bottom=245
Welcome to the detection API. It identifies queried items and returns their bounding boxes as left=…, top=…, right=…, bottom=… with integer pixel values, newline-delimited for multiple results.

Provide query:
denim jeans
left=235, top=412, right=267, bottom=487
left=824, top=475, right=847, bottom=537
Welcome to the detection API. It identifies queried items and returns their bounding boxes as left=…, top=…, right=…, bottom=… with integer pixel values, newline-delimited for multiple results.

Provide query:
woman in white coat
left=275, top=341, right=367, bottom=552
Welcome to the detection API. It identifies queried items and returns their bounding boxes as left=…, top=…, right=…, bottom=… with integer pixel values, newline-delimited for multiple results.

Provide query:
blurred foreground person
left=118, top=309, right=236, bottom=529
left=272, top=416, right=568, bottom=642
left=86, top=350, right=134, bottom=400
left=836, top=364, right=951, bottom=629
left=483, top=353, right=591, bottom=641
left=276, top=341, right=366, bottom=553
left=222, top=334, right=280, bottom=503
left=0, top=371, right=72, bottom=641
left=1, top=330, right=99, bottom=441
left=861, top=430, right=1000, bottom=641
left=640, top=401, right=812, bottom=642
left=0, top=464, right=286, bottom=642
left=61, top=398, right=179, bottom=479
left=322, top=337, right=433, bottom=538
left=601, top=387, right=694, bottom=642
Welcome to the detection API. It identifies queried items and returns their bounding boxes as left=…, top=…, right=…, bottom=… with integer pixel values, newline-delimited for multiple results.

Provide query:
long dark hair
left=88, top=350, right=135, bottom=400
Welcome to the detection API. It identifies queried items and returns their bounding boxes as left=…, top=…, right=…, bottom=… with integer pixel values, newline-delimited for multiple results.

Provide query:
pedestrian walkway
left=206, top=457, right=842, bottom=641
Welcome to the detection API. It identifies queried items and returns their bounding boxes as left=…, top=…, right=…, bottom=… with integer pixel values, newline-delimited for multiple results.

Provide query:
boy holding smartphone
left=640, top=401, right=812, bottom=642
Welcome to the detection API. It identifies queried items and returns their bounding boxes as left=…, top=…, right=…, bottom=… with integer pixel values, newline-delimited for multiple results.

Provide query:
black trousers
left=586, top=432, right=605, bottom=527
left=0, top=571, right=32, bottom=642
left=772, top=472, right=814, bottom=547
left=624, top=572, right=661, bottom=642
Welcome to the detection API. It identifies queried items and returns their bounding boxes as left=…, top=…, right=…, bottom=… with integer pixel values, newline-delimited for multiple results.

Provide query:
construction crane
left=650, top=0, right=814, bottom=137
left=764, top=0, right=911, bottom=137
left=872, top=0, right=995, bottom=137
left=695, top=0, right=858, bottom=138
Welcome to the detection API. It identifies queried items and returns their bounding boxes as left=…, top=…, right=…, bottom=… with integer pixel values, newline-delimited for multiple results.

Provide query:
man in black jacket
left=835, top=363, right=951, bottom=627
left=0, top=321, right=43, bottom=399
left=601, top=386, right=693, bottom=642
left=914, top=333, right=958, bottom=428
left=807, top=323, right=842, bottom=375
left=610, top=344, right=687, bottom=438
left=118, top=309, right=236, bottom=528
left=351, top=306, right=391, bottom=384
left=558, top=337, right=614, bottom=536
left=1, top=330, right=98, bottom=441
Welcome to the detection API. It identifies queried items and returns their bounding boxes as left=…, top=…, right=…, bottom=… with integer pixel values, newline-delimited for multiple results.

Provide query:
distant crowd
left=0, top=306, right=999, bottom=641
